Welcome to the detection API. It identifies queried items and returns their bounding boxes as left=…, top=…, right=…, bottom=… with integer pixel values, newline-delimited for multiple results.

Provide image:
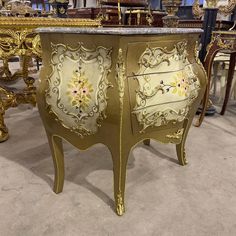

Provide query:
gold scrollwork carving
left=166, top=128, right=184, bottom=143
left=0, top=29, right=41, bottom=58
left=0, top=28, right=41, bottom=85
left=193, top=0, right=236, bottom=18
left=0, top=87, right=13, bottom=142
left=0, top=18, right=100, bottom=142
left=115, top=48, right=126, bottom=216
left=31, top=34, right=42, bottom=57
left=0, top=86, right=36, bottom=142
left=204, top=35, right=234, bottom=62
left=115, top=48, right=125, bottom=109
left=192, top=0, right=204, bottom=18
left=0, top=17, right=101, bottom=28
left=218, top=0, right=236, bottom=16
left=116, top=191, right=125, bottom=216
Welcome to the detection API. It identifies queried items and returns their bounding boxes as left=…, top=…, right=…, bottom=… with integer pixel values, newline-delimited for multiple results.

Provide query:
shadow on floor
left=0, top=111, right=179, bottom=212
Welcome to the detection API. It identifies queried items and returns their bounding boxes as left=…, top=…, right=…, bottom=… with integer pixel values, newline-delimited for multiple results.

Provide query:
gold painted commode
left=36, top=27, right=207, bottom=216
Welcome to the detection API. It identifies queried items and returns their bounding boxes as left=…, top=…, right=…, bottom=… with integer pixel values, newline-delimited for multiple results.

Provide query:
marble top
left=36, top=27, right=202, bottom=35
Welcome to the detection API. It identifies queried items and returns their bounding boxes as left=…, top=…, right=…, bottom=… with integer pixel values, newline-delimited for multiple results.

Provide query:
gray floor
left=0, top=99, right=236, bottom=235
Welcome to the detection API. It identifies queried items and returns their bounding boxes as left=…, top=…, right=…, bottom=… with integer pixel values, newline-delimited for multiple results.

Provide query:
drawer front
left=127, top=40, right=200, bottom=133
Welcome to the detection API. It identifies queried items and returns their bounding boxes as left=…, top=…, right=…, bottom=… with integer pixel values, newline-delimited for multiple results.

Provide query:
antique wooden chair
left=99, top=0, right=148, bottom=24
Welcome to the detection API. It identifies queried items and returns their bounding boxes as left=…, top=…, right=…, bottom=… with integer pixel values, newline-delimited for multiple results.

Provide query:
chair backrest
left=73, top=0, right=87, bottom=8
left=100, top=0, right=148, bottom=7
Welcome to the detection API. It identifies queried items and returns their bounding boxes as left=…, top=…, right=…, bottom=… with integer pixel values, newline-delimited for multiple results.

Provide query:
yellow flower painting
left=170, top=71, right=189, bottom=97
left=67, top=70, right=94, bottom=112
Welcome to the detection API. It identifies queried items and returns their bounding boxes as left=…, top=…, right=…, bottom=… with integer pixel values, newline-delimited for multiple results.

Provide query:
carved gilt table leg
left=0, top=87, right=15, bottom=142
left=0, top=113, right=8, bottom=142
left=0, top=93, right=9, bottom=142
left=22, top=55, right=36, bottom=91
left=0, top=59, right=12, bottom=80
left=0, top=84, right=36, bottom=142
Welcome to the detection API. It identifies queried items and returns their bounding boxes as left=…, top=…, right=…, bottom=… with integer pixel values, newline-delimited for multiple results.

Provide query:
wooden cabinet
left=100, top=0, right=148, bottom=7
left=37, top=27, right=207, bottom=216
left=72, top=7, right=119, bottom=24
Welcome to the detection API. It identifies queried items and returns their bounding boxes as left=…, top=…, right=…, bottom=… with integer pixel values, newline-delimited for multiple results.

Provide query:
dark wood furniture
left=100, top=0, right=148, bottom=7
left=69, top=7, right=119, bottom=24
left=73, top=0, right=162, bottom=26
left=99, top=0, right=149, bottom=24
left=196, top=31, right=236, bottom=127
left=124, top=9, right=166, bottom=26
left=178, top=20, right=234, bottom=30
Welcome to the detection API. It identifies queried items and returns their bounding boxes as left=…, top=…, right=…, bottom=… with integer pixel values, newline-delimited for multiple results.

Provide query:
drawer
left=126, top=40, right=201, bottom=134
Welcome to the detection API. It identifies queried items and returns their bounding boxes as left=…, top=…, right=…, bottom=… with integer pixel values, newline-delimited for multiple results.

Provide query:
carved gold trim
left=219, top=0, right=236, bottom=16
left=0, top=28, right=41, bottom=90
left=116, top=190, right=125, bottom=216
left=115, top=48, right=126, bottom=216
left=0, top=87, right=13, bottom=142
left=116, top=49, right=125, bottom=109
left=0, top=29, right=41, bottom=58
left=0, top=17, right=101, bottom=29
left=0, top=17, right=100, bottom=142
left=166, top=128, right=184, bottom=143
left=192, top=0, right=204, bottom=18
left=204, top=35, right=233, bottom=63
left=205, top=0, right=218, bottom=8
left=0, top=86, right=36, bottom=142
left=193, top=0, right=236, bottom=18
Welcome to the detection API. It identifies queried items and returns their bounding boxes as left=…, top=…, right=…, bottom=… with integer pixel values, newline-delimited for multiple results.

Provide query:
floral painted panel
left=46, top=43, right=112, bottom=137
left=132, top=41, right=200, bottom=132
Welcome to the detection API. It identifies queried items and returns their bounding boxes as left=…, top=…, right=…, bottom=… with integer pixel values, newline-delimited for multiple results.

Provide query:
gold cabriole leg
left=0, top=106, right=9, bottom=142
left=176, top=119, right=190, bottom=166
left=143, top=139, right=150, bottom=146
left=22, top=56, right=35, bottom=90
left=109, top=144, right=131, bottom=216
left=46, top=132, right=65, bottom=193
left=176, top=143, right=187, bottom=166
left=0, top=87, right=15, bottom=142
left=0, top=59, right=12, bottom=80
left=0, top=91, right=7, bottom=142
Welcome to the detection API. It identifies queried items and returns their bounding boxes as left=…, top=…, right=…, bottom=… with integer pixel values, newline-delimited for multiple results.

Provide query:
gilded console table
left=0, top=17, right=100, bottom=142
left=196, top=31, right=236, bottom=127
left=37, top=27, right=206, bottom=215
